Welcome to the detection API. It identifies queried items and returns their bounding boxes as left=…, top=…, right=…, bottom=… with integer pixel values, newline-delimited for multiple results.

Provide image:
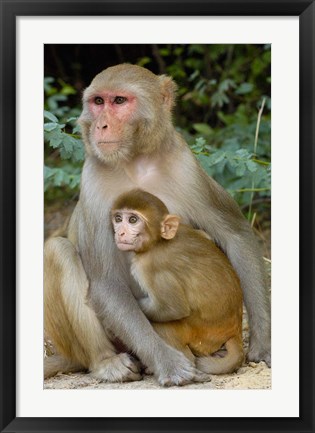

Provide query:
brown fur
left=112, top=189, right=244, bottom=374
left=44, top=64, right=270, bottom=386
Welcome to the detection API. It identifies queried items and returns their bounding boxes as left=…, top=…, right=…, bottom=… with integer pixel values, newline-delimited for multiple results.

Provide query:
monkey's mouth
left=97, top=141, right=120, bottom=151
left=116, top=242, right=135, bottom=251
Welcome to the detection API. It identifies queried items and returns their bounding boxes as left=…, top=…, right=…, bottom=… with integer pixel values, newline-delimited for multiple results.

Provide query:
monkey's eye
left=94, top=97, right=104, bottom=105
left=114, top=215, right=122, bottom=223
left=129, top=215, right=138, bottom=224
left=114, top=96, right=127, bottom=104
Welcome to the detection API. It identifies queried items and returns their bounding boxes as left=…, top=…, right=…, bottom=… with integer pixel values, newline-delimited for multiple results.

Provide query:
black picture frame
left=0, top=1, right=314, bottom=432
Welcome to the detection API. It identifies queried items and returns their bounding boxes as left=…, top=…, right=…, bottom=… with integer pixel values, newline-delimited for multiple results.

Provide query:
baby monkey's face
left=112, top=210, right=149, bottom=253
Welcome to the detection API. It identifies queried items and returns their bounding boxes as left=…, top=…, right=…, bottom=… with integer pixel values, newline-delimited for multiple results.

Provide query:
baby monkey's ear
left=160, top=215, right=180, bottom=240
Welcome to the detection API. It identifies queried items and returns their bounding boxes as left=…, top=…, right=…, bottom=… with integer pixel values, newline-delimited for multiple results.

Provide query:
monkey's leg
left=152, top=322, right=200, bottom=364
left=44, top=237, right=142, bottom=382
left=44, top=354, right=83, bottom=379
left=227, top=235, right=271, bottom=366
left=198, top=173, right=271, bottom=365
left=195, top=335, right=244, bottom=375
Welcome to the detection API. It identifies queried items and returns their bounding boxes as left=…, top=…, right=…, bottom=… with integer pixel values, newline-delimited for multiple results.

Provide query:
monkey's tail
left=195, top=337, right=244, bottom=375
left=44, top=354, right=84, bottom=379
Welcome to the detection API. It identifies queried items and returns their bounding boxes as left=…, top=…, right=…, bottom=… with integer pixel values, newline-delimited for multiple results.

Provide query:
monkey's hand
left=154, top=346, right=211, bottom=387
left=247, top=344, right=271, bottom=367
left=139, top=295, right=190, bottom=322
left=138, top=296, right=166, bottom=321
left=90, top=353, right=142, bottom=383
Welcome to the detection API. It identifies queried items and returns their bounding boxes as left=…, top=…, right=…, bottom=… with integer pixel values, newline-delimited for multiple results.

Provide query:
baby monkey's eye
left=129, top=215, right=138, bottom=224
left=114, top=96, right=127, bottom=104
left=114, top=215, right=122, bottom=223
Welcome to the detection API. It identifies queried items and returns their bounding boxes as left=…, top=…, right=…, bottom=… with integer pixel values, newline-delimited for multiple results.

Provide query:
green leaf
left=235, top=148, right=251, bottom=158
left=223, top=138, right=240, bottom=150
left=44, top=122, right=59, bottom=132
left=160, top=48, right=170, bottom=56
left=44, top=165, right=54, bottom=179
left=192, top=123, right=213, bottom=136
left=189, top=70, right=200, bottom=81
left=191, top=137, right=207, bottom=153
left=62, top=136, right=74, bottom=154
left=236, top=82, right=254, bottom=95
left=61, top=84, right=76, bottom=96
left=246, top=160, right=258, bottom=172
left=49, top=137, right=63, bottom=149
left=69, top=174, right=81, bottom=189
left=44, top=110, right=58, bottom=122
left=174, top=47, right=184, bottom=56
left=72, top=141, right=85, bottom=162
left=45, top=127, right=63, bottom=146
left=195, top=137, right=206, bottom=147
left=235, top=162, right=246, bottom=177
left=211, top=91, right=229, bottom=108
left=72, top=124, right=81, bottom=134
left=66, top=116, right=78, bottom=123
left=54, top=169, right=65, bottom=186
left=219, top=79, right=236, bottom=92
left=196, top=154, right=215, bottom=176
left=137, top=57, right=152, bottom=67
left=208, top=151, right=226, bottom=165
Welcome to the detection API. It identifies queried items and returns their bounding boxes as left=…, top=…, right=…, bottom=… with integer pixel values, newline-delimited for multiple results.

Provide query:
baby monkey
left=111, top=189, right=244, bottom=374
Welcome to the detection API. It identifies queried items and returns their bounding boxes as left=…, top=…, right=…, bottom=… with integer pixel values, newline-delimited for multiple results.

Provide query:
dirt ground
left=44, top=362, right=270, bottom=390
left=44, top=203, right=271, bottom=390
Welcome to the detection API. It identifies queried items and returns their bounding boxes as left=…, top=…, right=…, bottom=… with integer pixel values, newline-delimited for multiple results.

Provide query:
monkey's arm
left=137, top=271, right=190, bottom=322
left=138, top=292, right=190, bottom=322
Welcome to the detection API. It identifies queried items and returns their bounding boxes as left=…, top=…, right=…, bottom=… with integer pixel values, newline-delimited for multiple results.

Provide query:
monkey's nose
left=97, top=124, right=108, bottom=130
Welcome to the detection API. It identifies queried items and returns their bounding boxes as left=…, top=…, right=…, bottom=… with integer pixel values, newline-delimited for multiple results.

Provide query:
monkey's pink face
left=88, top=91, right=137, bottom=156
left=112, top=210, right=148, bottom=252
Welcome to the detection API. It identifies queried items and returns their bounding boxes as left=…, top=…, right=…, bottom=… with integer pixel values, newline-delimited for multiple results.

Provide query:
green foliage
left=44, top=77, right=80, bottom=119
left=190, top=120, right=271, bottom=209
left=44, top=164, right=81, bottom=192
left=44, top=78, right=84, bottom=200
left=44, top=111, right=84, bottom=163
left=146, top=44, right=271, bottom=125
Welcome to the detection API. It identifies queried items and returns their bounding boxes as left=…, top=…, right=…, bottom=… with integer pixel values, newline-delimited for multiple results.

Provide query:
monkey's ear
left=159, top=75, right=177, bottom=111
left=161, top=215, right=180, bottom=240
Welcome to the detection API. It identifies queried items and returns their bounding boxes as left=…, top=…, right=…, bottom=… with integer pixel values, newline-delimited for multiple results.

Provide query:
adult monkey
left=44, top=64, right=270, bottom=386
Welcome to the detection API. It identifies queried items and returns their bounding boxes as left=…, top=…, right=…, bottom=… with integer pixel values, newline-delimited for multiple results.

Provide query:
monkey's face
left=86, top=90, right=139, bottom=165
left=78, top=64, right=177, bottom=166
left=112, top=210, right=151, bottom=253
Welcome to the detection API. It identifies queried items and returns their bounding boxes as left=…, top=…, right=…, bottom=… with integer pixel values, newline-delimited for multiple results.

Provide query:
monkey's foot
left=144, top=366, right=154, bottom=375
left=211, top=347, right=228, bottom=358
left=159, top=368, right=211, bottom=387
left=156, top=351, right=211, bottom=386
left=90, top=353, right=143, bottom=383
left=247, top=346, right=271, bottom=367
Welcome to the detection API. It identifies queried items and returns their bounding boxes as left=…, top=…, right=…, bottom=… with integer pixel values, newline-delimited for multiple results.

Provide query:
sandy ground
left=44, top=361, right=270, bottom=390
